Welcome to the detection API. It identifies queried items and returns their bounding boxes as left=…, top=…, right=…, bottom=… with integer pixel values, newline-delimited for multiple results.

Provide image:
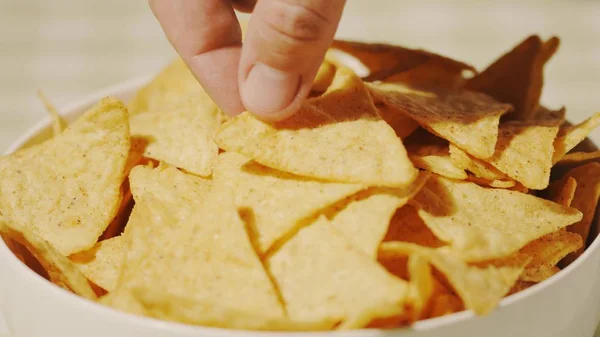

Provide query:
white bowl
left=1, top=78, right=600, bottom=337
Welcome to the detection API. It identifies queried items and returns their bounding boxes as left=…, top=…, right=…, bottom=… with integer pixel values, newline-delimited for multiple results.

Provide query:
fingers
left=149, top=0, right=245, bottom=116
left=239, top=0, right=346, bottom=121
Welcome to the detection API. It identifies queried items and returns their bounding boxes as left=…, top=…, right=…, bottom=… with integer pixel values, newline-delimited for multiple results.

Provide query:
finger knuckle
left=265, top=1, right=330, bottom=43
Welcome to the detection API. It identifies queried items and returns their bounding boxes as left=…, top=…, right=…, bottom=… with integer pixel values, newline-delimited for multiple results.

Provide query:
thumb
left=239, top=0, right=346, bottom=121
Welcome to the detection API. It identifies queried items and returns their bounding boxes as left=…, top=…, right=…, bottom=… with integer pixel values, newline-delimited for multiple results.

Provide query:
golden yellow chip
left=130, top=106, right=224, bottom=177
left=384, top=205, right=446, bottom=248
left=110, top=166, right=285, bottom=323
left=129, top=58, right=210, bottom=115
left=557, top=151, right=600, bottom=166
left=405, top=132, right=467, bottom=180
left=69, top=236, right=125, bottom=292
left=37, top=90, right=66, bottom=136
left=327, top=172, right=430, bottom=258
left=465, top=176, right=516, bottom=189
left=410, top=175, right=582, bottom=261
left=552, top=112, right=600, bottom=163
left=216, top=67, right=418, bottom=188
left=519, top=230, right=583, bottom=282
left=448, top=144, right=508, bottom=181
left=368, top=82, right=511, bottom=159
left=406, top=253, right=434, bottom=320
left=560, top=162, right=600, bottom=264
left=0, top=220, right=97, bottom=300
left=379, top=242, right=528, bottom=315
left=267, top=216, right=411, bottom=329
left=213, top=152, right=364, bottom=254
left=374, top=104, right=420, bottom=139
left=131, top=288, right=329, bottom=331
left=464, top=35, right=559, bottom=121
left=475, top=121, right=559, bottom=190
left=0, top=98, right=130, bottom=255
left=329, top=40, right=475, bottom=82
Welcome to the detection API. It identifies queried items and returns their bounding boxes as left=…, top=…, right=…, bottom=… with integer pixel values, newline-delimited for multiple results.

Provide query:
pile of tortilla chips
left=1, top=34, right=600, bottom=331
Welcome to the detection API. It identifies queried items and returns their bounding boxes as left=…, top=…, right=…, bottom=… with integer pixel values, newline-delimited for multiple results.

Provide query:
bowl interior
left=2, top=76, right=600, bottom=335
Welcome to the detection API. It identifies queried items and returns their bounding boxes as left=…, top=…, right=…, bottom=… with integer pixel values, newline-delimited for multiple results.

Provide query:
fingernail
left=241, top=63, right=300, bottom=115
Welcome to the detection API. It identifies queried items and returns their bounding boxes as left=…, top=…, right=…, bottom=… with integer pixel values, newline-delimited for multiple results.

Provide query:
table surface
left=1, top=1, right=600, bottom=336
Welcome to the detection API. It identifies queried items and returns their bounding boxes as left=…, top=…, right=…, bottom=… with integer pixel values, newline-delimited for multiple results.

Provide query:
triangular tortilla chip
left=379, top=242, right=528, bottom=315
left=383, top=205, right=446, bottom=248
left=409, top=175, right=582, bottom=261
left=69, top=236, right=125, bottom=292
left=448, top=144, right=508, bottom=181
left=130, top=106, right=224, bottom=177
left=374, top=104, right=420, bottom=139
left=557, top=151, right=600, bottom=166
left=0, top=220, right=97, bottom=300
left=108, top=165, right=285, bottom=323
left=405, top=131, right=467, bottom=180
left=519, top=230, right=583, bottom=282
left=552, top=112, right=600, bottom=163
left=0, top=98, right=130, bottom=255
left=383, top=62, right=467, bottom=92
left=327, top=172, right=430, bottom=258
left=216, top=67, right=418, bottom=187
left=480, top=121, right=559, bottom=189
left=213, top=152, right=364, bottom=254
left=267, top=216, right=411, bottom=328
left=329, top=40, right=476, bottom=82
left=464, top=35, right=559, bottom=121
left=368, top=82, right=511, bottom=159
left=560, top=162, right=600, bottom=264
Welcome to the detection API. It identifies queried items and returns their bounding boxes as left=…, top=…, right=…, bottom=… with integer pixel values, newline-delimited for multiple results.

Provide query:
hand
left=149, top=0, right=346, bottom=121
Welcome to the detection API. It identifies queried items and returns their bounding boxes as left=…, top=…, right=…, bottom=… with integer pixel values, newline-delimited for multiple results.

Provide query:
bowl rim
left=1, top=76, right=600, bottom=336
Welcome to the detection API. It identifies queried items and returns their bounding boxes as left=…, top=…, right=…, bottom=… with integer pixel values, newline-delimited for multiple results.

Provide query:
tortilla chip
left=465, top=176, right=516, bottom=189
left=216, top=67, right=418, bottom=188
left=375, top=104, right=420, bottom=139
left=312, top=60, right=337, bottom=92
left=37, top=90, right=66, bottom=136
left=132, top=288, right=329, bottom=331
left=0, top=220, right=97, bottom=300
left=130, top=106, right=224, bottom=177
left=213, top=152, right=364, bottom=254
left=128, top=58, right=211, bottom=115
left=464, top=35, right=559, bottom=121
left=110, top=167, right=285, bottom=322
left=368, top=82, right=511, bottom=159
left=561, top=162, right=600, bottom=264
left=384, top=205, right=446, bottom=248
left=406, top=253, right=435, bottom=320
left=405, top=131, right=467, bottom=180
left=383, top=62, right=467, bottom=91
left=519, top=230, right=583, bottom=282
left=267, top=215, right=411, bottom=328
left=552, top=112, right=600, bottom=163
left=557, top=151, right=600, bottom=166
left=0, top=98, right=130, bottom=255
left=535, top=105, right=566, bottom=126
left=545, top=176, right=578, bottom=207
left=410, top=175, right=583, bottom=261
left=70, top=236, right=125, bottom=292
left=327, top=172, right=430, bottom=258
left=448, top=144, right=507, bottom=181
left=379, top=242, right=528, bottom=315
left=329, top=40, right=475, bottom=82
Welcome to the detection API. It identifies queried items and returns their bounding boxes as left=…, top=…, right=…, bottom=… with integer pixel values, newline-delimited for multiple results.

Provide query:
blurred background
left=0, top=1, right=600, bottom=335
left=1, top=1, right=600, bottom=150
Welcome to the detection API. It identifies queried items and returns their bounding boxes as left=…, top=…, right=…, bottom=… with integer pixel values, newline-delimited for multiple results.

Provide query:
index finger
left=149, top=0, right=245, bottom=116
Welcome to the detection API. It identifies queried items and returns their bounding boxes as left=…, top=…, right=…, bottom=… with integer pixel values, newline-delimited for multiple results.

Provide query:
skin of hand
left=149, top=0, right=347, bottom=122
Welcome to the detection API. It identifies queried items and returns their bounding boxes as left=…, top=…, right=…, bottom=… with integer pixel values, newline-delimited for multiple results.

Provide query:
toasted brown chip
left=375, top=104, right=420, bottom=139
left=368, top=82, right=511, bottom=159
left=464, top=35, right=559, bottom=121
left=330, top=40, right=475, bottom=82
left=0, top=220, right=97, bottom=300
left=560, top=162, right=600, bottom=264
